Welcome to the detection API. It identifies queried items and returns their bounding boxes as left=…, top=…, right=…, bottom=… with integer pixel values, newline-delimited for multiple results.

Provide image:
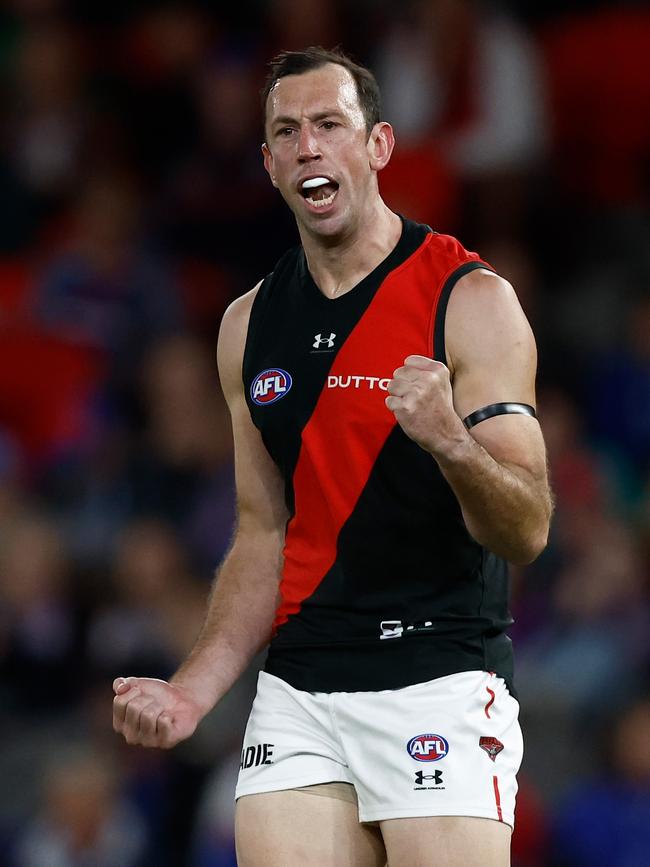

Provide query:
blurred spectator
left=191, top=750, right=240, bottom=867
left=36, top=332, right=235, bottom=572
left=42, top=429, right=132, bottom=568
left=510, top=387, right=608, bottom=645
left=118, top=4, right=209, bottom=179
left=127, top=334, right=235, bottom=571
left=160, top=46, right=295, bottom=286
left=34, top=170, right=184, bottom=383
left=87, top=518, right=206, bottom=679
left=515, top=388, right=648, bottom=715
left=12, top=745, right=148, bottom=867
left=264, top=0, right=345, bottom=54
left=583, top=295, right=650, bottom=474
left=6, top=21, right=87, bottom=199
left=0, top=428, right=28, bottom=523
left=542, top=5, right=650, bottom=209
left=511, top=775, right=550, bottom=867
left=0, top=323, right=104, bottom=467
left=375, top=0, right=547, bottom=239
left=540, top=387, right=609, bottom=512
left=377, top=0, right=546, bottom=167
left=0, top=511, right=83, bottom=712
left=378, top=139, right=460, bottom=236
left=516, top=505, right=648, bottom=718
left=551, top=697, right=650, bottom=867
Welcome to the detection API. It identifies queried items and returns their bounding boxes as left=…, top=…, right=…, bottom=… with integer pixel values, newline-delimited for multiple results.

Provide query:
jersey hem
left=265, top=639, right=516, bottom=696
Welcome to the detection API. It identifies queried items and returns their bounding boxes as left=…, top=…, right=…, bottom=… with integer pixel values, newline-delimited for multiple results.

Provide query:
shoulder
left=445, top=268, right=536, bottom=377
left=448, top=268, right=521, bottom=327
left=219, top=280, right=262, bottom=349
left=217, top=281, right=263, bottom=401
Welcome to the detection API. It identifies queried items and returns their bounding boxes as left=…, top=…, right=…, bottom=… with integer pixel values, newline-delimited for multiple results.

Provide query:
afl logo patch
left=407, top=733, right=449, bottom=762
left=251, top=368, right=293, bottom=406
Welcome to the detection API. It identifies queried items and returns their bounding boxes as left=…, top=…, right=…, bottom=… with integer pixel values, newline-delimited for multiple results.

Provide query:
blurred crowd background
left=0, top=0, right=648, bottom=865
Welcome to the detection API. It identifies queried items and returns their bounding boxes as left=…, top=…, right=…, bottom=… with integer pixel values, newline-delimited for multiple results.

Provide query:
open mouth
left=300, top=176, right=339, bottom=208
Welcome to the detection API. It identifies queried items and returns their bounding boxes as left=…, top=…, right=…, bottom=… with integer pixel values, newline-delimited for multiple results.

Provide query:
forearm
left=435, top=431, right=551, bottom=565
left=170, top=530, right=283, bottom=716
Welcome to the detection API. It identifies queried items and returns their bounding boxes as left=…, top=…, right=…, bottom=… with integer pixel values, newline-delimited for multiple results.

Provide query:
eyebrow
left=271, top=110, right=345, bottom=129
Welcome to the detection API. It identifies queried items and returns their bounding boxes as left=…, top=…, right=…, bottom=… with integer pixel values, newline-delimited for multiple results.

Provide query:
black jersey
left=243, top=218, right=515, bottom=694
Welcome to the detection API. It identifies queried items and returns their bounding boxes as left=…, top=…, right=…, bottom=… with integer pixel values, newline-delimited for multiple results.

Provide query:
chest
left=244, top=261, right=441, bottom=458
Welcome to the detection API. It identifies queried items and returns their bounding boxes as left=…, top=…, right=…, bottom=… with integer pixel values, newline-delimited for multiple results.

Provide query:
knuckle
left=125, top=708, right=142, bottom=726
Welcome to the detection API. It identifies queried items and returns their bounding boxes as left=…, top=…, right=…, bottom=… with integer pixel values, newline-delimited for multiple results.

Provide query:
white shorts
left=235, top=669, right=523, bottom=826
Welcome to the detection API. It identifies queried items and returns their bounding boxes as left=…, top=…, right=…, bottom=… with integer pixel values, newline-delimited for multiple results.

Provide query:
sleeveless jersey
left=243, top=218, right=515, bottom=694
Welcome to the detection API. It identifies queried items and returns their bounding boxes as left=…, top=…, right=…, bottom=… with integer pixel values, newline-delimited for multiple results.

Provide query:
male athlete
left=113, top=47, right=552, bottom=866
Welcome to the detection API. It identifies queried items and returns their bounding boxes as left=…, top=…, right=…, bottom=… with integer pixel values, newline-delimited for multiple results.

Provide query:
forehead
left=266, top=63, right=364, bottom=126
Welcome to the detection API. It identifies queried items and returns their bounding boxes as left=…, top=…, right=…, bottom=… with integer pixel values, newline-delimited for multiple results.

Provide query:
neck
left=299, top=199, right=402, bottom=299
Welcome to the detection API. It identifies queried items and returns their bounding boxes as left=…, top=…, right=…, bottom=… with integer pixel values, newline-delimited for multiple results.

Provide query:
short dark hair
left=261, top=46, right=381, bottom=137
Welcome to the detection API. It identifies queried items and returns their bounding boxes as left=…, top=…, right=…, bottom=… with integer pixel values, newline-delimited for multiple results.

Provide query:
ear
left=367, top=122, right=395, bottom=173
left=262, top=143, right=278, bottom=187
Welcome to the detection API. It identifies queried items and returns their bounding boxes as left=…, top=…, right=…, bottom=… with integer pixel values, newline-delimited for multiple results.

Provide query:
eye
left=321, top=121, right=337, bottom=131
left=277, top=127, right=295, bottom=137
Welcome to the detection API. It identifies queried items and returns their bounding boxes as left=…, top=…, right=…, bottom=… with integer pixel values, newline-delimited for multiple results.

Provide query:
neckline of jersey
left=299, top=216, right=429, bottom=305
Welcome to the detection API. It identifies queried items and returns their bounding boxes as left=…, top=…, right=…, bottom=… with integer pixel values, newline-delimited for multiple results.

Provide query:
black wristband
left=463, top=402, right=537, bottom=430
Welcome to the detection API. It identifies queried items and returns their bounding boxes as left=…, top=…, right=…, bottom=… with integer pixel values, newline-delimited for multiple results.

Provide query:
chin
left=303, top=209, right=352, bottom=240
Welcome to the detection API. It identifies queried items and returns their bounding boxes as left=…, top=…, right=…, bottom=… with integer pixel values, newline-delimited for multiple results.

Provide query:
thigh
left=381, top=815, right=511, bottom=867
left=235, top=789, right=386, bottom=867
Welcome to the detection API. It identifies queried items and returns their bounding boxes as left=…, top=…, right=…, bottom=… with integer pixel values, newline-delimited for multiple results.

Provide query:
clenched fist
left=113, top=677, right=203, bottom=749
left=385, top=355, right=466, bottom=457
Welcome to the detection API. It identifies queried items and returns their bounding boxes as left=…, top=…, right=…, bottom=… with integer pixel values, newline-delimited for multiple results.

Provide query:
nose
left=297, top=126, right=320, bottom=162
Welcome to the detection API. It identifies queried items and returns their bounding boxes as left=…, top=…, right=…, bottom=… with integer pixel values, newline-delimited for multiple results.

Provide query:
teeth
left=306, top=191, right=336, bottom=208
left=302, top=177, right=330, bottom=190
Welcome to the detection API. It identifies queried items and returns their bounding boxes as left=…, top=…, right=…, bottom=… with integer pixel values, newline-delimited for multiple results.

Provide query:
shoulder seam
left=432, top=260, right=495, bottom=365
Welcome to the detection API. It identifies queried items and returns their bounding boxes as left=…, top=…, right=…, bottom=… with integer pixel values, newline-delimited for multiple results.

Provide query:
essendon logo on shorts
left=250, top=368, right=292, bottom=405
left=479, top=737, right=504, bottom=761
left=407, top=733, right=449, bottom=762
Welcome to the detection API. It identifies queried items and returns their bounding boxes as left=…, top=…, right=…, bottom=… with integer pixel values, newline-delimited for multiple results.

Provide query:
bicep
left=217, top=289, right=289, bottom=540
left=229, top=392, right=288, bottom=536
left=446, top=270, right=546, bottom=478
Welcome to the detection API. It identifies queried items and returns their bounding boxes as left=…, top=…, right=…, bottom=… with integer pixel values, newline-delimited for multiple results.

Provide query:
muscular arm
left=386, top=269, right=552, bottom=565
left=113, top=283, right=289, bottom=747
left=170, top=286, right=288, bottom=708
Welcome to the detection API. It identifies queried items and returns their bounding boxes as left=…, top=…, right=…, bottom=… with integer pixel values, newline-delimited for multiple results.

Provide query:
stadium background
left=0, top=1, right=648, bottom=864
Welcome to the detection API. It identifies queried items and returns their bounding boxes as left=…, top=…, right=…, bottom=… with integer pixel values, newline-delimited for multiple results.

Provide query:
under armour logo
left=415, top=770, right=443, bottom=785
left=313, top=333, right=336, bottom=349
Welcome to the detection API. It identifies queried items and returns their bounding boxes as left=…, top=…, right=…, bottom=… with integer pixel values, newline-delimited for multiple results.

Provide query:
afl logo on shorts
left=251, top=368, right=293, bottom=406
left=407, top=733, right=449, bottom=762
